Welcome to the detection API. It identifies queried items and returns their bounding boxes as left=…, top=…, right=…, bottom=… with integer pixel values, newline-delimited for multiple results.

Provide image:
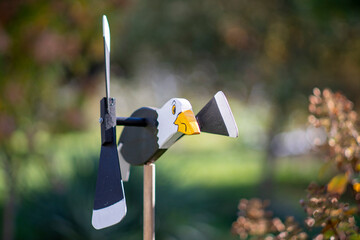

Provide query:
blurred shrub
left=232, top=89, right=360, bottom=239
left=232, top=198, right=307, bottom=239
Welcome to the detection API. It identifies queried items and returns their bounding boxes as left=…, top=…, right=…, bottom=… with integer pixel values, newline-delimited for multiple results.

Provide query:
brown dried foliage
left=232, top=89, right=360, bottom=239
left=232, top=199, right=307, bottom=239
left=301, top=183, right=358, bottom=239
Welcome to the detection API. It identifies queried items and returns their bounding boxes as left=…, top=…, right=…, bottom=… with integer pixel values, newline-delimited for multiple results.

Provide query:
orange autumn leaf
left=353, top=183, right=360, bottom=192
left=327, top=174, right=348, bottom=195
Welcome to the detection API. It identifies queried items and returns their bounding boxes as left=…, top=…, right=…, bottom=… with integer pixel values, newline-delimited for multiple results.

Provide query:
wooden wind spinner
left=92, top=16, right=238, bottom=239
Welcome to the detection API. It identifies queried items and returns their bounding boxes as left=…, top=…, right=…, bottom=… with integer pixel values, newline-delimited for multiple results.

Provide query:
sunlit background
left=1, top=0, right=360, bottom=239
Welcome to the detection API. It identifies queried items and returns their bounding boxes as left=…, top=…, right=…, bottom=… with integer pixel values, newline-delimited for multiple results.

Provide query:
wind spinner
left=92, top=15, right=239, bottom=234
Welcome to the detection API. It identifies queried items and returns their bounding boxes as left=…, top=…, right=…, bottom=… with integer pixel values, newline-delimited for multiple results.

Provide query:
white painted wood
left=156, top=98, right=192, bottom=149
left=102, top=15, right=110, bottom=51
left=92, top=196, right=127, bottom=229
left=214, top=91, right=238, bottom=138
left=118, top=143, right=130, bottom=181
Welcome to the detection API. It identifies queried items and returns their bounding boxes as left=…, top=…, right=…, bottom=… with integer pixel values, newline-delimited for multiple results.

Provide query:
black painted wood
left=100, top=97, right=117, bottom=144
left=94, top=141, right=124, bottom=210
left=116, top=117, right=147, bottom=127
left=196, top=96, right=229, bottom=136
left=94, top=97, right=124, bottom=210
left=119, top=107, right=167, bottom=165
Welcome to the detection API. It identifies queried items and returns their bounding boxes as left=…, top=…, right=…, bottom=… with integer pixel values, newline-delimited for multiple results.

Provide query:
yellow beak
left=174, top=110, right=200, bottom=135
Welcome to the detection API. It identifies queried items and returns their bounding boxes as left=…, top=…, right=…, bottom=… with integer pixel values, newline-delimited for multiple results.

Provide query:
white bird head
left=156, top=98, right=200, bottom=149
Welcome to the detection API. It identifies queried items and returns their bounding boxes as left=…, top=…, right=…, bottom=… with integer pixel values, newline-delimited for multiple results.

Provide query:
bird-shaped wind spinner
left=92, top=16, right=239, bottom=232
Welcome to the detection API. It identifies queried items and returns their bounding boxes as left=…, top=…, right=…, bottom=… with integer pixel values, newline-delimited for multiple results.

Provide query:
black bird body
left=119, top=107, right=166, bottom=166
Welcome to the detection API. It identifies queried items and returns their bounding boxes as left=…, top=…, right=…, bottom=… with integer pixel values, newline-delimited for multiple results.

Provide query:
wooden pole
left=144, top=163, right=155, bottom=240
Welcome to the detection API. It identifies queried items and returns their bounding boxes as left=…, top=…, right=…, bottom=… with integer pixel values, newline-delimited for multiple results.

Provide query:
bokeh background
left=1, top=0, right=360, bottom=239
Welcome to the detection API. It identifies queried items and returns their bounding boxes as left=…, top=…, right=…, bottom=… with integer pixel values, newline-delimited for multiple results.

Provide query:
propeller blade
left=92, top=144, right=127, bottom=229
left=92, top=17, right=127, bottom=229
left=93, top=99, right=127, bottom=229
left=196, top=91, right=238, bottom=138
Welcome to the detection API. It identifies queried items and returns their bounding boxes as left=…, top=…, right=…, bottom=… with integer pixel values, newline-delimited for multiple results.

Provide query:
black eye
left=172, top=104, right=176, bottom=115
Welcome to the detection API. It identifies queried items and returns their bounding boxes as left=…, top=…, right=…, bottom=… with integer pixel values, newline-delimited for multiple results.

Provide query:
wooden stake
left=144, top=163, right=155, bottom=240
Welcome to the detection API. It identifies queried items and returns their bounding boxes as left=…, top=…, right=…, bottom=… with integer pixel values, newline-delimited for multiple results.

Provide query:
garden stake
left=144, top=163, right=155, bottom=240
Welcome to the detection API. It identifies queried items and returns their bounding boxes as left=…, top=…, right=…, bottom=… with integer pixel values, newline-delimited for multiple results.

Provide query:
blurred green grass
left=8, top=129, right=318, bottom=239
left=156, top=134, right=263, bottom=189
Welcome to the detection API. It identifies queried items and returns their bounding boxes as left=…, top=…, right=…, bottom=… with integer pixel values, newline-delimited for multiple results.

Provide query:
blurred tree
left=113, top=0, right=360, bottom=196
left=0, top=1, right=128, bottom=239
left=116, top=0, right=360, bottom=99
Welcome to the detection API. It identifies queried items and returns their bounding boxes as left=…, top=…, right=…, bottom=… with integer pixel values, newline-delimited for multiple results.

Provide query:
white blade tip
left=214, top=91, right=239, bottom=138
left=92, top=199, right=127, bottom=230
left=102, top=15, right=110, bottom=52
